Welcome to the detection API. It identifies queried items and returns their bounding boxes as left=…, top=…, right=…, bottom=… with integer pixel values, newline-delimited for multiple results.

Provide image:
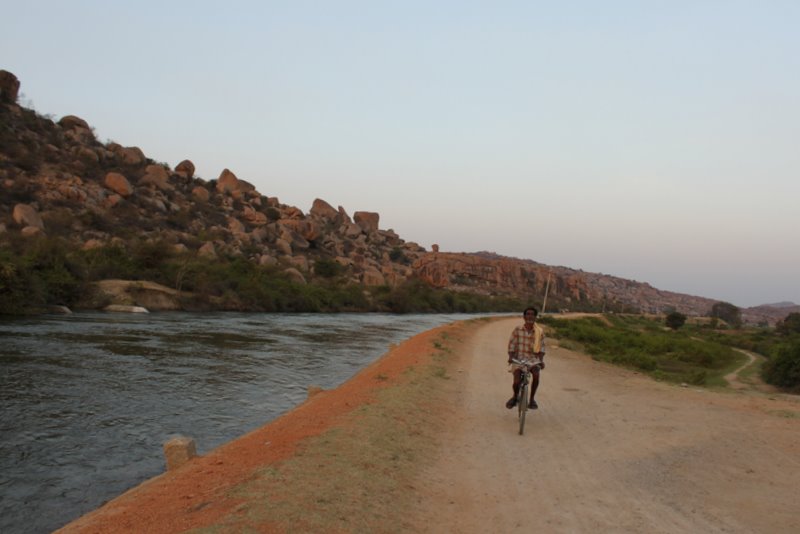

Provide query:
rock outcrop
left=0, top=70, right=20, bottom=102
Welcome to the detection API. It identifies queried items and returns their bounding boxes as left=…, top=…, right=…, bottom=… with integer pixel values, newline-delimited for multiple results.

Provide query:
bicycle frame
left=509, top=358, right=543, bottom=436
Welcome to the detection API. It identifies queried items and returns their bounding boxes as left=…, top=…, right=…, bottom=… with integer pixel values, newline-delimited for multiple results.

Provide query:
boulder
left=58, top=115, right=90, bottom=130
left=198, top=242, right=217, bottom=259
left=216, top=168, right=255, bottom=195
left=361, top=267, right=386, bottom=286
left=288, top=255, right=309, bottom=272
left=310, top=198, right=339, bottom=221
left=82, top=239, right=104, bottom=250
left=242, top=206, right=267, bottom=225
left=104, top=172, right=134, bottom=197
left=281, top=219, right=320, bottom=242
left=104, top=304, right=149, bottom=313
left=21, top=226, right=43, bottom=237
left=283, top=206, right=303, bottom=219
left=73, top=146, right=100, bottom=164
left=94, top=280, right=186, bottom=311
left=192, top=186, right=210, bottom=202
left=140, top=164, right=171, bottom=190
left=354, top=211, right=379, bottom=233
left=284, top=267, right=307, bottom=284
left=12, top=204, right=45, bottom=230
left=274, top=238, right=292, bottom=256
left=259, top=254, right=278, bottom=266
left=108, top=144, right=146, bottom=166
left=228, top=217, right=246, bottom=235
left=175, top=159, right=195, bottom=179
left=342, top=222, right=363, bottom=239
left=104, top=194, right=122, bottom=208
left=338, top=206, right=353, bottom=224
left=0, top=70, right=20, bottom=102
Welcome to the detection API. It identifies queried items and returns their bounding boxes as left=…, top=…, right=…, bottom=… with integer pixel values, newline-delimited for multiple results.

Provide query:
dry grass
left=191, top=326, right=469, bottom=533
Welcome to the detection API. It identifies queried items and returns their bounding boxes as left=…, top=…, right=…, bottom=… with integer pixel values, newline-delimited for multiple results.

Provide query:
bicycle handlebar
left=509, top=358, right=544, bottom=371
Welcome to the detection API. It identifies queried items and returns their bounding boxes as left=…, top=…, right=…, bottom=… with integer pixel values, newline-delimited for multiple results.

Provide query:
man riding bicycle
left=506, top=306, right=546, bottom=410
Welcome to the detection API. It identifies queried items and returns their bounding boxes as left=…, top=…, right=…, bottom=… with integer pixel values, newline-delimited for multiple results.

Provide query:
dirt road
left=412, top=318, right=800, bottom=533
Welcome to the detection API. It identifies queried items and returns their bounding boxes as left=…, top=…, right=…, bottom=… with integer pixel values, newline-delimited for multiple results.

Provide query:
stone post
left=163, top=436, right=197, bottom=471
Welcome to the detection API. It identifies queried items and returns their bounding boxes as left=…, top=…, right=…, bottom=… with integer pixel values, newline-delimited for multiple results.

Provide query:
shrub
left=389, top=247, right=408, bottom=264
left=665, top=311, right=687, bottom=330
left=314, top=258, right=344, bottom=278
left=762, top=341, right=800, bottom=391
left=776, top=312, right=800, bottom=335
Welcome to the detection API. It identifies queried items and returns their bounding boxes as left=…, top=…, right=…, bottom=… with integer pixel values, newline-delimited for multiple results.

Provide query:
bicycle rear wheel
left=518, top=383, right=528, bottom=435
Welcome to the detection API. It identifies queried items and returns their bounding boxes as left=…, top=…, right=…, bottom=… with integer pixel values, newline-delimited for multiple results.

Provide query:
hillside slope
left=1, top=69, right=794, bottom=322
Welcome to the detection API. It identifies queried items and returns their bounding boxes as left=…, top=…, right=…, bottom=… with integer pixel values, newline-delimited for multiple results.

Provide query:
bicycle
left=509, top=357, right=543, bottom=435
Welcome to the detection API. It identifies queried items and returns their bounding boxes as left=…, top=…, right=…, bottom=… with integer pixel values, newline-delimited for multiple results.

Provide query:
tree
left=709, top=301, right=742, bottom=328
left=776, top=312, right=800, bottom=335
left=665, top=311, right=687, bottom=330
left=762, top=341, right=800, bottom=391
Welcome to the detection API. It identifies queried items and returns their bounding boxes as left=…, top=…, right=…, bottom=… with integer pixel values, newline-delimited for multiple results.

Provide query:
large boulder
left=12, top=204, right=45, bottom=230
left=108, top=143, right=146, bottom=166
left=242, top=206, right=267, bottom=225
left=354, top=211, right=379, bottom=233
left=284, top=267, right=307, bottom=284
left=198, top=242, right=217, bottom=259
left=104, top=172, right=134, bottom=197
left=216, top=169, right=255, bottom=195
left=191, top=186, right=210, bottom=202
left=139, top=164, right=171, bottom=190
left=280, top=219, right=320, bottom=242
left=175, top=159, right=195, bottom=179
left=58, top=115, right=90, bottom=130
left=310, top=198, right=339, bottom=221
left=93, top=280, right=184, bottom=311
left=361, top=266, right=386, bottom=286
left=0, top=70, right=20, bottom=103
left=60, top=115, right=95, bottom=143
left=228, top=217, right=246, bottom=235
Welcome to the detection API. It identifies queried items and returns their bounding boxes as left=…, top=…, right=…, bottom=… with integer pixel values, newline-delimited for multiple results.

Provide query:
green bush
left=314, top=258, right=344, bottom=278
left=776, top=313, right=800, bottom=335
left=762, top=341, right=800, bottom=391
left=0, top=236, right=85, bottom=312
left=665, top=311, right=687, bottom=330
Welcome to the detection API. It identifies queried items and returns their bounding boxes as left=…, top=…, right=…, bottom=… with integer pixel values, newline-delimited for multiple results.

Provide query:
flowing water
left=0, top=311, right=488, bottom=533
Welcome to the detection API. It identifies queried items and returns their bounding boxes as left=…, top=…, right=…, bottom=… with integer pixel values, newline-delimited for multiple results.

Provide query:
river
left=0, top=311, right=491, bottom=533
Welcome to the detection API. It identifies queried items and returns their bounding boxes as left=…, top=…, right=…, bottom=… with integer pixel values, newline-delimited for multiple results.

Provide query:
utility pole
left=541, top=270, right=552, bottom=315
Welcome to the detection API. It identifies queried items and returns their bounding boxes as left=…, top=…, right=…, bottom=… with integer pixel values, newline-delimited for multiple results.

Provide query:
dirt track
left=412, top=318, right=800, bottom=533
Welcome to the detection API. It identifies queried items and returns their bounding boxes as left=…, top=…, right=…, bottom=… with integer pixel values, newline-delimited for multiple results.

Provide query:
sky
left=3, top=1, right=798, bottom=308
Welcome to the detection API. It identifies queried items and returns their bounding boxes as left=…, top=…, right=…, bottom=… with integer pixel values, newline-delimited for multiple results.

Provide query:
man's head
left=523, top=307, right=538, bottom=323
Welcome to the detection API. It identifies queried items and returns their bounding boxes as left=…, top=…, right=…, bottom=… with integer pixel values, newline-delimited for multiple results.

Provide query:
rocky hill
left=0, top=70, right=793, bottom=323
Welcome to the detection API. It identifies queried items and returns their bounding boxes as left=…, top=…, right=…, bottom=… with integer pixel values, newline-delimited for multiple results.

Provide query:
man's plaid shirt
left=507, top=323, right=545, bottom=358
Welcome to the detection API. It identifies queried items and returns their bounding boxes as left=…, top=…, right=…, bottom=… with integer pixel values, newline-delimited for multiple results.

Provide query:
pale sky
left=3, top=1, right=799, bottom=308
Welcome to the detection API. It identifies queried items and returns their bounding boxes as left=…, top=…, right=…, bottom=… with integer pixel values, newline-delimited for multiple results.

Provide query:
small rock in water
left=104, top=304, right=149, bottom=313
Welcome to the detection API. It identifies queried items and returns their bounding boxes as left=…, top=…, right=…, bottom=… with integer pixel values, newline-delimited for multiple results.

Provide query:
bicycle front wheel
left=518, top=383, right=528, bottom=435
